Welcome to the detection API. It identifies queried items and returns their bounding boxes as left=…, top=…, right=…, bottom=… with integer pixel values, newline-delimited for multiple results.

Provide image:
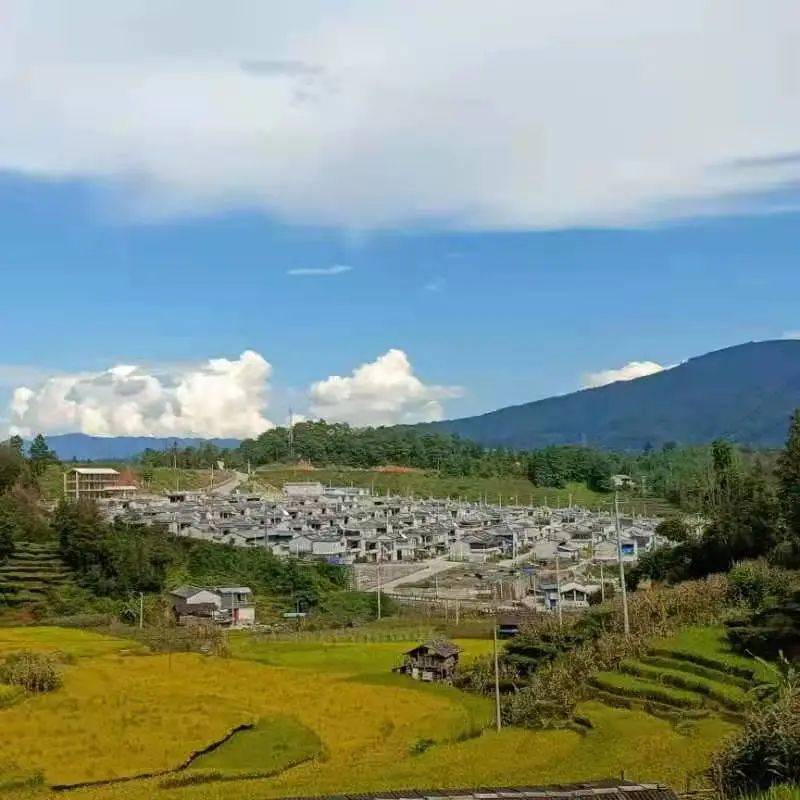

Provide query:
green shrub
left=42, top=613, right=116, bottom=629
left=711, top=670, right=800, bottom=795
left=727, top=560, right=792, bottom=609
left=410, top=738, right=435, bottom=755
left=0, top=650, right=62, bottom=693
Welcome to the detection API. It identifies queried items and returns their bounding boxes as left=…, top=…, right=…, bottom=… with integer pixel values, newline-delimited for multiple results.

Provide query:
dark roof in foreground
left=404, top=639, right=461, bottom=658
left=276, top=781, right=677, bottom=800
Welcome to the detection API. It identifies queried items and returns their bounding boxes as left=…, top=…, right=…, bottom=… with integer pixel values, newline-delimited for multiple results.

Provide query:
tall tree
left=0, top=444, right=25, bottom=494
left=778, top=409, right=800, bottom=541
left=28, top=434, right=55, bottom=477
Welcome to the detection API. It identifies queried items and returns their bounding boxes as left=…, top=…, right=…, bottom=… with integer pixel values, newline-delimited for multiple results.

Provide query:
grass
left=0, top=542, right=72, bottom=607
left=617, top=659, right=748, bottom=710
left=649, top=625, right=776, bottom=684
left=0, top=684, right=24, bottom=708
left=745, top=787, right=800, bottom=800
left=257, top=466, right=665, bottom=513
left=37, top=464, right=225, bottom=500
left=37, top=461, right=668, bottom=511
left=589, top=672, right=706, bottom=709
left=0, top=627, right=137, bottom=658
left=588, top=625, right=773, bottom=723
left=639, top=654, right=752, bottom=689
left=228, top=633, right=494, bottom=675
left=0, top=626, right=739, bottom=798
left=187, top=716, right=323, bottom=777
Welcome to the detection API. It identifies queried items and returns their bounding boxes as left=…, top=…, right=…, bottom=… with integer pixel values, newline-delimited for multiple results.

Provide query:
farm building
left=63, top=467, right=137, bottom=501
left=168, top=585, right=256, bottom=627
left=396, top=639, right=461, bottom=682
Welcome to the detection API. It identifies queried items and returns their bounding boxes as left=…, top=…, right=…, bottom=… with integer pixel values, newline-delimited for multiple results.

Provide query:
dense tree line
left=140, top=420, right=525, bottom=478
left=629, top=411, right=800, bottom=586
left=131, top=419, right=797, bottom=514
left=0, top=438, right=52, bottom=562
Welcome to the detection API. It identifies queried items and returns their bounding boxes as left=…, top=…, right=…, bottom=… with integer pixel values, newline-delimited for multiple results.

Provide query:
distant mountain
left=421, top=340, right=800, bottom=451
left=42, top=434, right=241, bottom=462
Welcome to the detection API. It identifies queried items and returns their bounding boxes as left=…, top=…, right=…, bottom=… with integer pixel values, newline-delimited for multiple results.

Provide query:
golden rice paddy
left=0, top=627, right=736, bottom=799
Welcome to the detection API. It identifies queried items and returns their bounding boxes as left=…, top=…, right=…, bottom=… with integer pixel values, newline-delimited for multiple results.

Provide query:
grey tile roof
left=275, top=782, right=677, bottom=800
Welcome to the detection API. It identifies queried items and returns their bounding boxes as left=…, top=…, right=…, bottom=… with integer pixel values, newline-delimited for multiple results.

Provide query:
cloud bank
left=309, top=349, right=462, bottom=427
left=2, top=2, right=800, bottom=229
left=583, top=360, right=667, bottom=389
left=6, top=349, right=459, bottom=437
left=9, top=351, right=274, bottom=438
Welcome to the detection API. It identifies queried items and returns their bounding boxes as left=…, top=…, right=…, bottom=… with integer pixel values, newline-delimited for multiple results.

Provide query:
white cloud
left=308, top=349, right=462, bottom=426
left=287, top=265, right=352, bottom=276
left=583, top=360, right=667, bottom=389
left=424, top=276, right=446, bottom=293
left=0, top=365, right=53, bottom=389
left=9, top=351, right=274, bottom=438
left=1, top=2, right=800, bottom=229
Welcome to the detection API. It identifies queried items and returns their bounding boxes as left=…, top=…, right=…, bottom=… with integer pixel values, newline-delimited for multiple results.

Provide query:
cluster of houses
left=100, top=480, right=663, bottom=569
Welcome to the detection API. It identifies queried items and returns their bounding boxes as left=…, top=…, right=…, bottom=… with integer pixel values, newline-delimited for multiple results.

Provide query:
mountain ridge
left=39, top=434, right=240, bottom=462
left=418, top=339, right=800, bottom=450
left=25, top=340, right=800, bottom=458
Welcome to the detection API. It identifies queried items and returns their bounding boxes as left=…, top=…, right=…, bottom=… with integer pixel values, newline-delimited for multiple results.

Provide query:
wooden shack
left=396, top=639, right=461, bottom=682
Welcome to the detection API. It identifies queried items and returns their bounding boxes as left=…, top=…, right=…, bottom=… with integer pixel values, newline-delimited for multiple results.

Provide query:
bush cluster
left=711, top=664, right=800, bottom=796
left=726, top=560, right=793, bottom=609
left=726, top=589, right=800, bottom=662
left=0, top=650, right=62, bottom=693
left=496, top=576, right=730, bottom=728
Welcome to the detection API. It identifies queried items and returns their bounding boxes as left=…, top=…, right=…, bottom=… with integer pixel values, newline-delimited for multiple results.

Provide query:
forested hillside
left=422, top=340, right=800, bottom=450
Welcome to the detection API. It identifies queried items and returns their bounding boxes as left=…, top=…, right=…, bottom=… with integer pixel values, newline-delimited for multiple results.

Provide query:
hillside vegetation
left=37, top=464, right=221, bottom=501
left=257, top=466, right=661, bottom=511
left=423, top=340, right=800, bottom=450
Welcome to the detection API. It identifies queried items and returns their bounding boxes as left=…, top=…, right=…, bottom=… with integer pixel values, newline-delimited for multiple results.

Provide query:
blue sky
left=1, top=2, right=798, bottom=438
left=2, top=171, right=798, bottom=435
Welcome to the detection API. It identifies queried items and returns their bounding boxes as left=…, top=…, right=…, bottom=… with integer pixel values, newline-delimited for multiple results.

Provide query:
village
left=63, top=466, right=672, bottom=627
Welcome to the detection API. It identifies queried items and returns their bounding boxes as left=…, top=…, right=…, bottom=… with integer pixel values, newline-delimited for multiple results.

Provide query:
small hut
left=396, top=639, right=461, bottom=682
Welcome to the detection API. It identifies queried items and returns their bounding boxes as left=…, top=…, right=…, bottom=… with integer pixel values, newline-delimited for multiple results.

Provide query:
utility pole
left=288, top=408, right=294, bottom=461
left=614, top=491, right=631, bottom=636
left=493, top=620, right=502, bottom=732
left=600, top=561, right=605, bottom=602
left=555, top=554, right=563, bottom=627
left=139, top=592, right=144, bottom=629
left=376, top=548, right=382, bottom=621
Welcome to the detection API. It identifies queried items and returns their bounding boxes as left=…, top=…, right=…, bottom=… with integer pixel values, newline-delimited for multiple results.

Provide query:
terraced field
left=589, top=626, right=767, bottom=723
left=0, top=626, right=737, bottom=799
left=0, top=542, right=72, bottom=607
